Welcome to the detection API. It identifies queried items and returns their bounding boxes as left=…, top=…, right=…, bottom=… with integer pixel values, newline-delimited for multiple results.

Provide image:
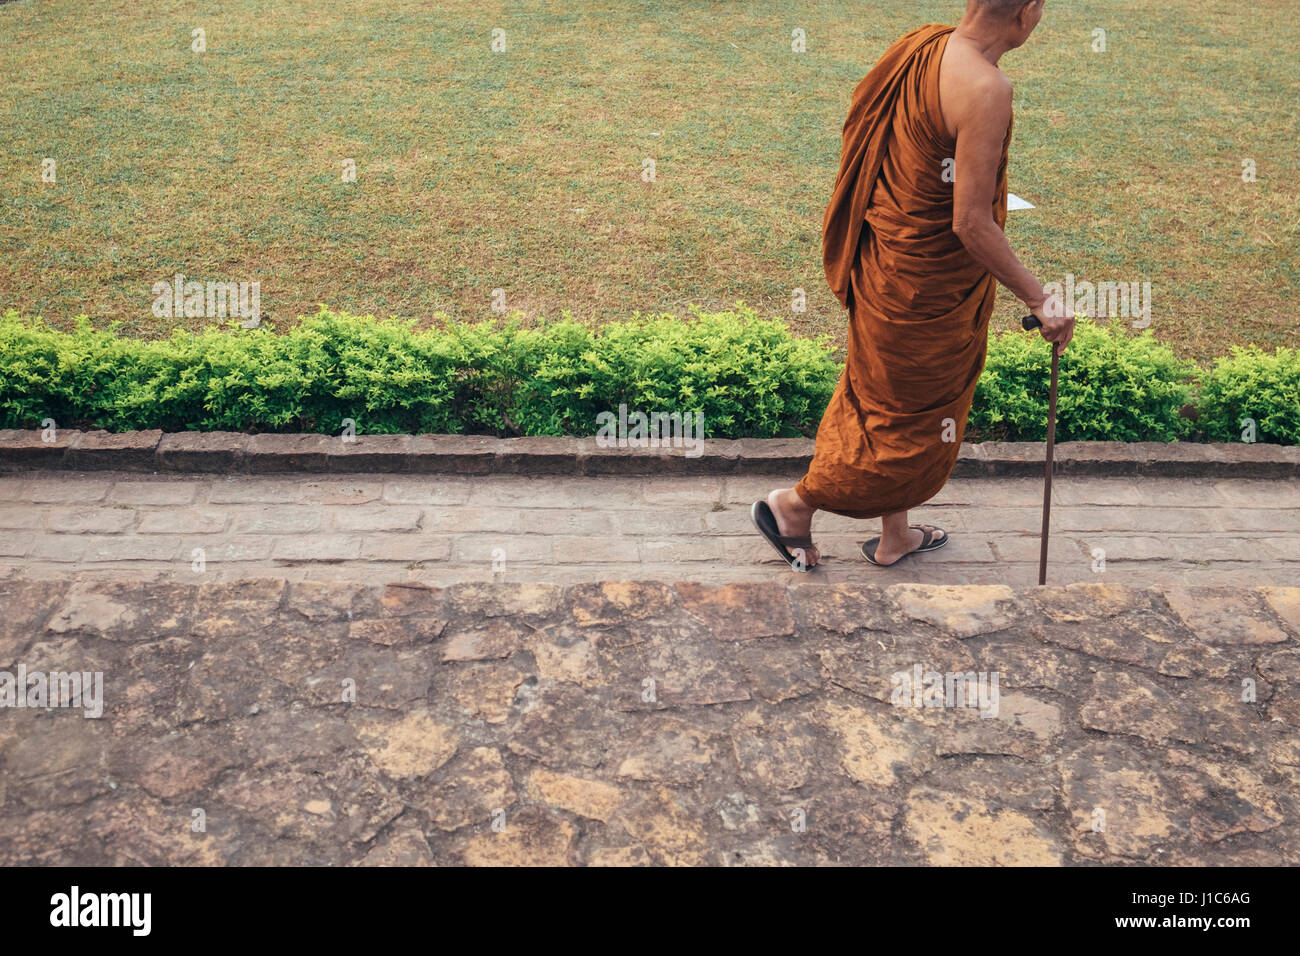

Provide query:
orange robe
left=795, top=24, right=1012, bottom=519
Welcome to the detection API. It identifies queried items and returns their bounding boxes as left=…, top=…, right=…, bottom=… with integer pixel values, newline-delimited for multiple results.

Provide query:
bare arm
left=950, top=77, right=1041, bottom=306
left=949, top=74, right=1074, bottom=351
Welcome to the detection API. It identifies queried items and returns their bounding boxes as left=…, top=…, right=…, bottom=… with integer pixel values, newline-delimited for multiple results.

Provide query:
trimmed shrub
left=505, top=308, right=841, bottom=438
left=0, top=306, right=841, bottom=439
left=971, top=319, right=1198, bottom=442
left=1196, top=345, right=1300, bottom=445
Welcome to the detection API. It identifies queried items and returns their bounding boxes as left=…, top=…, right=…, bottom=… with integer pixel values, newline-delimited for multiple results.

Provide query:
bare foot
left=767, top=488, right=821, bottom=568
left=871, top=523, right=945, bottom=566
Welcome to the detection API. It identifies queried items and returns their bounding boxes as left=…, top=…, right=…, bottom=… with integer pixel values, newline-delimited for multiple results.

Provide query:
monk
left=752, top=0, right=1075, bottom=572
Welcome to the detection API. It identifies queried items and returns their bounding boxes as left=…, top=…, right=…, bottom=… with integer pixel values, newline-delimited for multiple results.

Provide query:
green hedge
left=971, top=319, right=1198, bottom=442
left=0, top=306, right=840, bottom=439
left=1, top=307, right=1296, bottom=444
left=1196, top=346, right=1300, bottom=445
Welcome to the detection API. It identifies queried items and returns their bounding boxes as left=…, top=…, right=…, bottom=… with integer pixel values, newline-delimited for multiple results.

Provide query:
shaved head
left=975, top=0, right=1040, bottom=17
left=957, top=0, right=1045, bottom=53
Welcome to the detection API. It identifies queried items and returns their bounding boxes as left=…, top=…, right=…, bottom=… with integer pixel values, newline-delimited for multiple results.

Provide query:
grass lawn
left=0, top=0, right=1295, bottom=363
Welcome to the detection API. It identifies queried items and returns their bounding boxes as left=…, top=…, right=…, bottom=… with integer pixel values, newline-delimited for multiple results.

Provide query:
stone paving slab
left=3, top=431, right=1299, bottom=478
left=0, top=471, right=1297, bottom=588
left=0, top=578, right=1296, bottom=866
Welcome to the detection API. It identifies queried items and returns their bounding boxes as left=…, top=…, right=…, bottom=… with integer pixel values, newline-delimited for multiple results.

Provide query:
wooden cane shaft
left=1038, top=347, right=1060, bottom=585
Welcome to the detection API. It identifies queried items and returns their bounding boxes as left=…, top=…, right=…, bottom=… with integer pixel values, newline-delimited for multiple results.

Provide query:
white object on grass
left=1007, top=193, right=1035, bottom=211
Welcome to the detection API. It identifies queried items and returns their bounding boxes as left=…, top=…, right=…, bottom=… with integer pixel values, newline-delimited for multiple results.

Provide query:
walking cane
left=1020, top=314, right=1058, bottom=585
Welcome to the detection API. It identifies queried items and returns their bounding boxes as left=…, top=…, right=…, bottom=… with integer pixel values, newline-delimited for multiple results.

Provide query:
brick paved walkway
left=1, top=470, right=1298, bottom=586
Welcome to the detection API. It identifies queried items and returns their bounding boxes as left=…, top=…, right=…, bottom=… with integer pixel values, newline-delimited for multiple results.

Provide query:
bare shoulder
left=939, top=38, right=1012, bottom=135
left=943, top=38, right=1012, bottom=94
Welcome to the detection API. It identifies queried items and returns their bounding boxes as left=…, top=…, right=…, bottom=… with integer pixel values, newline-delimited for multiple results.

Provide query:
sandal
left=750, top=500, right=815, bottom=572
left=861, top=524, right=948, bottom=567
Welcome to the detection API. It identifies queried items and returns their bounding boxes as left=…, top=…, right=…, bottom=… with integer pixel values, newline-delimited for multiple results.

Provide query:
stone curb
left=0, top=430, right=1296, bottom=478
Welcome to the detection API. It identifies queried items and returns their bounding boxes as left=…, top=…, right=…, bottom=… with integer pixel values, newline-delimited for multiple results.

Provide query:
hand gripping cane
left=1020, top=314, right=1059, bottom=586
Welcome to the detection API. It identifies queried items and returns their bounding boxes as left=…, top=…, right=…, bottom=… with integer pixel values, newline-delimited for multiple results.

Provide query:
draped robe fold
left=795, top=24, right=1012, bottom=520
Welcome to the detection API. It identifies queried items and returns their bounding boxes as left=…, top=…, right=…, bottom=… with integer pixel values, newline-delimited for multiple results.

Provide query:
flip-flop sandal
left=750, top=500, right=816, bottom=572
left=860, top=524, right=949, bottom=567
